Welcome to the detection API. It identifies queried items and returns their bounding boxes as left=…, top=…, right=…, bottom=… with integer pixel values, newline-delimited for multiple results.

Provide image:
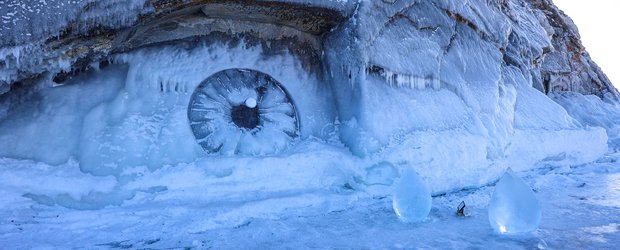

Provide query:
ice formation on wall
left=0, top=0, right=618, bottom=207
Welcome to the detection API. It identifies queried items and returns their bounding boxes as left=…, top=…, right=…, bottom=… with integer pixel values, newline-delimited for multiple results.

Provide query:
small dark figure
left=456, top=201, right=466, bottom=217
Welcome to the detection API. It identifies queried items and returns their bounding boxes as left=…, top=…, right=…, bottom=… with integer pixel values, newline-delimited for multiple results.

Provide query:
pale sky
left=552, top=0, right=620, bottom=89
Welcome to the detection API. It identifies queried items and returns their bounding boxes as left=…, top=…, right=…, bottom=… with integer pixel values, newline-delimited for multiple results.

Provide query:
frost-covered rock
left=392, top=167, right=432, bottom=223
left=1, top=0, right=616, bottom=97
left=488, top=168, right=541, bottom=234
left=324, top=0, right=616, bottom=158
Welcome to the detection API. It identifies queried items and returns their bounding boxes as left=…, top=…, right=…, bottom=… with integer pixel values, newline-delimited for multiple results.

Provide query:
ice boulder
left=392, top=167, right=432, bottom=223
left=488, top=168, right=541, bottom=234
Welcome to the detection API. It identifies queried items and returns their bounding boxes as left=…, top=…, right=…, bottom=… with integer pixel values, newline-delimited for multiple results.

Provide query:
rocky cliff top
left=0, top=0, right=616, bottom=99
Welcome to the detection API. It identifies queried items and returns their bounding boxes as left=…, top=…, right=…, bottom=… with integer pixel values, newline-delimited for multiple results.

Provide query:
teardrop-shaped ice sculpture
left=488, top=168, right=541, bottom=234
left=392, top=167, right=432, bottom=223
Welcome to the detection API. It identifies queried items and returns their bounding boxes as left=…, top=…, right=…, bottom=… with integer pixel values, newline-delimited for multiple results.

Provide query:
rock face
left=0, top=0, right=349, bottom=92
left=527, top=0, right=616, bottom=97
left=0, top=0, right=616, bottom=98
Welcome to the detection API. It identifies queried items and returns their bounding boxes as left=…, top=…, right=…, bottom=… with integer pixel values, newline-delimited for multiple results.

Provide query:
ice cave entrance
left=188, top=69, right=299, bottom=156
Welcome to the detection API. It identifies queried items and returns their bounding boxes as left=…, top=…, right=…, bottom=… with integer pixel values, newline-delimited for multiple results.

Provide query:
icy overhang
left=198, top=1, right=344, bottom=36
left=0, top=0, right=350, bottom=92
left=115, top=1, right=347, bottom=52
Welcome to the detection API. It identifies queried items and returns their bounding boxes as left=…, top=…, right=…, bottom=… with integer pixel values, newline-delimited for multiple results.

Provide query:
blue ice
left=392, top=167, right=432, bottom=223
left=488, top=168, right=541, bottom=234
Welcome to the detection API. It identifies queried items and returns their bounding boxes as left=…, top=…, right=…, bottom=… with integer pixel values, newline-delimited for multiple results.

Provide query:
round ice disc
left=188, top=68, right=299, bottom=155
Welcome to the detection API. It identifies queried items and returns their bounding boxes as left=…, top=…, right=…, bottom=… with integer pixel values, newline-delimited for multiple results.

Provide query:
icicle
left=432, top=77, right=441, bottom=90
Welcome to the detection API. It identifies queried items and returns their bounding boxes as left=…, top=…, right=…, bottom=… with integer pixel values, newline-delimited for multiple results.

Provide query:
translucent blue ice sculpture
left=392, top=167, right=432, bottom=223
left=488, top=168, right=541, bottom=234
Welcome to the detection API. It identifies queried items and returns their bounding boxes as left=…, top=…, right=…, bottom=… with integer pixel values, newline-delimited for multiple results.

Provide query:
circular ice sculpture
left=188, top=69, right=299, bottom=155
left=392, top=167, right=432, bottom=223
left=488, top=168, right=541, bottom=234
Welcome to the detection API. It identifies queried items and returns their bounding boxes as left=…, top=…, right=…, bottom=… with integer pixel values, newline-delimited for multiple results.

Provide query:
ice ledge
left=378, top=127, right=608, bottom=195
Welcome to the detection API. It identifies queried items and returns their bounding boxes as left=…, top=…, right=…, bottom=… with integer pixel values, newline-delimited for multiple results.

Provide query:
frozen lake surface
left=1, top=152, right=618, bottom=249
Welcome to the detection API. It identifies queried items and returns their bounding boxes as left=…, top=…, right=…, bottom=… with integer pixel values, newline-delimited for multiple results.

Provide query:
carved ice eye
left=188, top=68, right=299, bottom=155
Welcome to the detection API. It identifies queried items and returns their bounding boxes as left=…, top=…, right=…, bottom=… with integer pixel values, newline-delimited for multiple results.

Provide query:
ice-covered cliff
left=0, top=0, right=619, bottom=208
left=1, top=1, right=616, bottom=96
left=2, top=0, right=620, bottom=248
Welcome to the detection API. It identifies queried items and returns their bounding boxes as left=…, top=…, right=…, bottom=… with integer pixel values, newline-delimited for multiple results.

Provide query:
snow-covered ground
left=1, top=151, right=619, bottom=248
